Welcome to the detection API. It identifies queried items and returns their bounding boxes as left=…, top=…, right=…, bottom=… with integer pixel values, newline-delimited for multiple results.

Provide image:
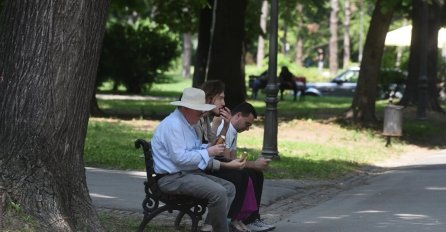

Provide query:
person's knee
left=209, top=183, right=234, bottom=203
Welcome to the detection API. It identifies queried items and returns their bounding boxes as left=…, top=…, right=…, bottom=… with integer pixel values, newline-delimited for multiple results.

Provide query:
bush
left=97, top=23, right=179, bottom=94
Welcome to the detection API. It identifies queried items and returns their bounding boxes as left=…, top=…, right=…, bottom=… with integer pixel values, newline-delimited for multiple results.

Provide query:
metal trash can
left=383, top=104, right=403, bottom=146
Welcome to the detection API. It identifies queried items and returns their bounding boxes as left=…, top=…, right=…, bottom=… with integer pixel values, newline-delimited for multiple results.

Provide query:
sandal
left=230, top=220, right=251, bottom=232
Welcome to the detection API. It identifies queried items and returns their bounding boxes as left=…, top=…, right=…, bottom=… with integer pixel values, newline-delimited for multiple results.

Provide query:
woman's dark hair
left=200, top=80, right=226, bottom=102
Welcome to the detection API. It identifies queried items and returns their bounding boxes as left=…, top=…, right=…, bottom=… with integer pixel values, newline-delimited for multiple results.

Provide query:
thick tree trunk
left=343, top=0, right=351, bottom=69
left=329, top=0, right=339, bottom=75
left=256, top=0, right=268, bottom=68
left=90, top=89, right=106, bottom=117
left=400, top=0, right=444, bottom=113
left=206, top=0, right=247, bottom=108
left=346, top=0, right=399, bottom=124
left=0, top=1, right=109, bottom=231
left=192, top=1, right=213, bottom=88
left=182, top=33, right=192, bottom=79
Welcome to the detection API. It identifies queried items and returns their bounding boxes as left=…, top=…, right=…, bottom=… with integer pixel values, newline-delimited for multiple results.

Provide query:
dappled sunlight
left=355, top=210, right=387, bottom=214
left=319, top=215, right=350, bottom=220
left=394, top=213, right=429, bottom=220
left=425, top=186, right=446, bottom=191
left=90, top=193, right=117, bottom=199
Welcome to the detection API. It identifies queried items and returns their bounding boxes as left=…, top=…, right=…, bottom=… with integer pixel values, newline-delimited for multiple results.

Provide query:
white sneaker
left=246, top=219, right=275, bottom=232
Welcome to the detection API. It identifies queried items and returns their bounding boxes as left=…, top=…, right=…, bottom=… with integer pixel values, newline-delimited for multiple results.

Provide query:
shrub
left=97, top=23, right=179, bottom=94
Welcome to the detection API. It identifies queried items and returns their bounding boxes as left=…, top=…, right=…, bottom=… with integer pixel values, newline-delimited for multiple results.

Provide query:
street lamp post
left=261, top=0, right=279, bottom=159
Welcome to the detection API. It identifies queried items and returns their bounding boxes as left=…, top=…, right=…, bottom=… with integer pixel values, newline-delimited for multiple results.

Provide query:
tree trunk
left=400, top=0, right=444, bottom=113
left=343, top=0, right=351, bottom=69
left=295, top=3, right=304, bottom=66
left=346, top=0, right=399, bottom=124
left=0, top=1, right=109, bottom=231
left=90, top=88, right=106, bottom=117
left=192, top=1, right=213, bottom=88
left=206, top=0, right=247, bottom=109
left=329, top=0, right=339, bottom=75
left=282, top=23, right=288, bottom=55
left=182, top=32, right=192, bottom=79
left=256, top=0, right=268, bottom=68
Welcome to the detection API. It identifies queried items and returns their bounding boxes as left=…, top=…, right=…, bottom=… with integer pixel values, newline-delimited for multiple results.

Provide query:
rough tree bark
left=346, top=0, right=400, bottom=123
left=206, top=0, right=248, bottom=108
left=399, top=0, right=444, bottom=113
left=0, top=1, right=109, bottom=231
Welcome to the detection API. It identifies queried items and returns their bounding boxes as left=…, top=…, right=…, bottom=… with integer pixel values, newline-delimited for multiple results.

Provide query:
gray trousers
left=158, top=170, right=235, bottom=232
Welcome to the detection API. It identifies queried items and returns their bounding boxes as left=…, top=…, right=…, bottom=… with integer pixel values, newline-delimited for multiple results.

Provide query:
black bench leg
left=138, top=205, right=169, bottom=232
left=174, top=211, right=186, bottom=229
left=175, top=210, right=201, bottom=232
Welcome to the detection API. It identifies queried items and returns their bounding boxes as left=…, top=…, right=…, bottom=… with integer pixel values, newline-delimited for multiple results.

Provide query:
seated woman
left=279, top=66, right=299, bottom=101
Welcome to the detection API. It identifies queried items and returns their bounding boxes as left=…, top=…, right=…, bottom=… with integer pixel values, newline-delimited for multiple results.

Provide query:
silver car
left=304, top=67, right=406, bottom=99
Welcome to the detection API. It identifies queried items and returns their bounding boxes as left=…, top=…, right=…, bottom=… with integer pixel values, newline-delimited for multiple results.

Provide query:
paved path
left=86, top=168, right=306, bottom=213
left=274, top=150, right=446, bottom=232
left=86, top=150, right=446, bottom=231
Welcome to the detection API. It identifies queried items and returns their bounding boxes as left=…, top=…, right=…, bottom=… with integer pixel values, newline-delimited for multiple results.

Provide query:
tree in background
left=193, top=0, right=213, bottom=88
left=256, top=0, right=269, bottom=68
left=206, top=0, right=248, bottom=108
left=97, top=23, right=179, bottom=94
left=329, top=0, right=339, bottom=75
left=0, top=1, right=109, bottom=230
left=347, top=0, right=402, bottom=123
left=146, top=0, right=203, bottom=79
left=400, top=0, right=445, bottom=113
left=343, top=0, right=352, bottom=69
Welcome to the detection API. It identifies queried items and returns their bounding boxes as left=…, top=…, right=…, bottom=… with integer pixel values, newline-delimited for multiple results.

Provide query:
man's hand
left=207, top=144, right=225, bottom=156
left=221, top=158, right=246, bottom=170
left=247, top=157, right=271, bottom=171
left=219, top=106, right=231, bottom=124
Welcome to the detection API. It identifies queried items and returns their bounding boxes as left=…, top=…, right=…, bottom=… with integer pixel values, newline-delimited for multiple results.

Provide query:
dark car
left=304, top=67, right=406, bottom=99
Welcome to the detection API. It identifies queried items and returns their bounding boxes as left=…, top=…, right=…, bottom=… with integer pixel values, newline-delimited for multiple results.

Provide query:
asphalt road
left=275, top=150, right=446, bottom=232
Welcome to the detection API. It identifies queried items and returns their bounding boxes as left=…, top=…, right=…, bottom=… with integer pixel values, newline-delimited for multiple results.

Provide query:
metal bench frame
left=135, top=139, right=208, bottom=232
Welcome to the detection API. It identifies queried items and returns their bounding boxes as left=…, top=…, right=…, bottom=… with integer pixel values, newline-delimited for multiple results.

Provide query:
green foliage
left=145, top=0, right=207, bottom=33
left=97, top=22, right=179, bottom=94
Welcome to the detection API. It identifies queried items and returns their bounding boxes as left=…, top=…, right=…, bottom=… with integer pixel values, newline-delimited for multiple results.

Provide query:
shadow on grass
left=96, top=95, right=446, bottom=150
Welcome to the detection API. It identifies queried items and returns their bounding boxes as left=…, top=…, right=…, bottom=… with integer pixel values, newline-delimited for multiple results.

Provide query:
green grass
left=84, top=119, right=150, bottom=170
left=84, top=101, right=412, bottom=180
left=87, top=67, right=446, bottom=180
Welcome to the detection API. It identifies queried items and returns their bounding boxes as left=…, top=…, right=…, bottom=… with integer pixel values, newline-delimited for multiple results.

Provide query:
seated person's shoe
left=230, top=221, right=250, bottom=232
left=200, top=223, right=212, bottom=232
left=246, top=219, right=275, bottom=232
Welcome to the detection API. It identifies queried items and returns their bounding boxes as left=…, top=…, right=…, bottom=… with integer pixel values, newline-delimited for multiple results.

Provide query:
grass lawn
left=88, top=67, right=446, bottom=179
left=86, top=95, right=446, bottom=180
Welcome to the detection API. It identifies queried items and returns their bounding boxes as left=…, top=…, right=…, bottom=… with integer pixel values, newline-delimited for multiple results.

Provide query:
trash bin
left=383, top=104, right=403, bottom=146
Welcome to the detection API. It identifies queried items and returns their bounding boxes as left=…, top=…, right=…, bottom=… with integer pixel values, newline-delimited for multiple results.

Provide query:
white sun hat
left=170, top=87, right=216, bottom=111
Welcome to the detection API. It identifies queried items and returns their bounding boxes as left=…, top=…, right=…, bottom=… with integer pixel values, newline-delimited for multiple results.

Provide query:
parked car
left=304, top=67, right=407, bottom=99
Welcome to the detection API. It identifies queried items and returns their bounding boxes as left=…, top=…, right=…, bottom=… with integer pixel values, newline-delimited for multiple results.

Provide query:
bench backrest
left=135, top=139, right=162, bottom=198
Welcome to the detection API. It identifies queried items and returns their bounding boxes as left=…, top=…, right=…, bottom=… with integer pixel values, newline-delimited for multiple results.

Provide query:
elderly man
left=151, top=87, right=245, bottom=232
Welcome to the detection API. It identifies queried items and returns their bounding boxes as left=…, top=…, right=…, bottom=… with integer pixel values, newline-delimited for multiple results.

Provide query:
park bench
left=135, top=139, right=208, bottom=232
left=248, top=75, right=307, bottom=101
